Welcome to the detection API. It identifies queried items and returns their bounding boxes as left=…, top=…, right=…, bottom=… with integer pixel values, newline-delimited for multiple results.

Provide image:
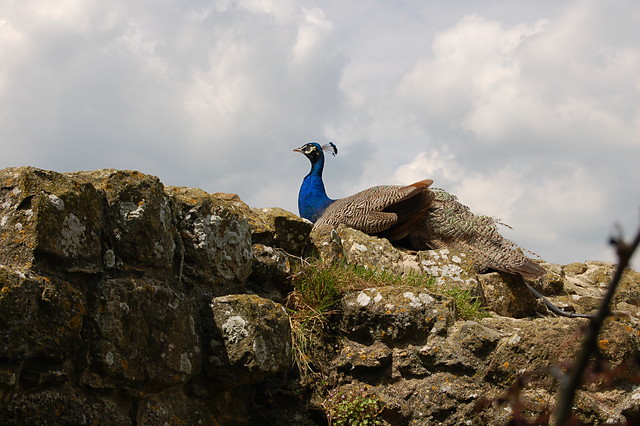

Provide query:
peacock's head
left=293, top=142, right=337, bottom=164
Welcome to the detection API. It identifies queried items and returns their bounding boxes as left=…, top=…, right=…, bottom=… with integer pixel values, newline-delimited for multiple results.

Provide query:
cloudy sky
left=1, top=0, right=639, bottom=265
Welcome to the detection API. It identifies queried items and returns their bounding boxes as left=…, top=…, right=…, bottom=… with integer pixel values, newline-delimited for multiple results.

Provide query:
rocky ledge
left=0, top=167, right=638, bottom=425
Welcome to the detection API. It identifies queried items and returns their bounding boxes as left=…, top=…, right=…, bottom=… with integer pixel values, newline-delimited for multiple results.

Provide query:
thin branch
left=553, top=222, right=640, bottom=425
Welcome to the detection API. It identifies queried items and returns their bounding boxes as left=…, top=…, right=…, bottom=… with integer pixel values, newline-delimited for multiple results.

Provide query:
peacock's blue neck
left=298, top=157, right=334, bottom=222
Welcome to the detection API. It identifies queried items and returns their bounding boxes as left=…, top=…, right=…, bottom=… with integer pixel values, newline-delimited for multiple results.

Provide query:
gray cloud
left=1, top=0, right=638, bottom=265
left=324, top=2, right=640, bottom=264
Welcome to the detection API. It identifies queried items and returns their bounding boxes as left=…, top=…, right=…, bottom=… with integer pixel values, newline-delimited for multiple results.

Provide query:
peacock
left=294, top=142, right=546, bottom=280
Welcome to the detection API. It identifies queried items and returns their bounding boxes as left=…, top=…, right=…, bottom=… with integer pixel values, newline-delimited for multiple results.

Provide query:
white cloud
left=291, top=8, right=334, bottom=66
left=330, top=1, right=639, bottom=263
left=394, top=151, right=524, bottom=223
left=393, top=150, right=616, bottom=263
left=0, top=0, right=345, bottom=184
left=0, top=0, right=638, bottom=265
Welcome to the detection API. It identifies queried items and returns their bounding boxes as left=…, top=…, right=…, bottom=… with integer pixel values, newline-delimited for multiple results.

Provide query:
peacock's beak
left=293, top=147, right=303, bottom=153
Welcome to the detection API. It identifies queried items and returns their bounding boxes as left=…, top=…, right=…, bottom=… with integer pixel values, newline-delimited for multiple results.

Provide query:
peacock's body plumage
left=294, top=142, right=545, bottom=280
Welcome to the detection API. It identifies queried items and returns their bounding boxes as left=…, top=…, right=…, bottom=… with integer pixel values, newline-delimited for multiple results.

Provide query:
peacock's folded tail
left=314, top=179, right=434, bottom=240
left=408, top=189, right=546, bottom=279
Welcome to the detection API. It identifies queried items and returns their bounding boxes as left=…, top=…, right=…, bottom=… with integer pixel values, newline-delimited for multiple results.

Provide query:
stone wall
left=0, top=167, right=302, bottom=424
left=1, top=167, right=638, bottom=425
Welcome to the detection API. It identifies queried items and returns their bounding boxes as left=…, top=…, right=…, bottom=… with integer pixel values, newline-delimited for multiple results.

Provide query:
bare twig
left=553, top=222, right=640, bottom=425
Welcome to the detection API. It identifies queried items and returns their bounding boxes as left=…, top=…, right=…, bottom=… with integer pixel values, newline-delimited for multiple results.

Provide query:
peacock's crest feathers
left=322, top=142, right=338, bottom=156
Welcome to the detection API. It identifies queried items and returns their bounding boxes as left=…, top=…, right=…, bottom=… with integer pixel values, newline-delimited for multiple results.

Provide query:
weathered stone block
left=248, top=207, right=312, bottom=256
left=479, top=316, right=584, bottom=387
left=311, top=224, right=422, bottom=274
left=339, top=286, right=455, bottom=345
left=0, top=167, right=103, bottom=273
left=562, top=260, right=612, bottom=298
left=83, top=278, right=200, bottom=387
left=0, top=266, right=85, bottom=360
left=537, top=261, right=565, bottom=295
left=248, top=244, right=292, bottom=301
left=373, top=372, right=480, bottom=424
left=335, top=340, right=393, bottom=373
left=72, top=169, right=176, bottom=273
left=209, top=294, right=291, bottom=383
left=137, top=390, right=216, bottom=425
left=0, top=387, right=131, bottom=426
left=417, top=248, right=480, bottom=293
left=562, top=260, right=640, bottom=308
left=417, top=320, right=502, bottom=375
left=338, top=227, right=421, bottom=273
left=477, top=272, right=539, bottom=318
left=168, top=186, right=252, bottom=294
left=309, top=224, right=344, bottom=264
left=597, top=319, right=640, bottom=366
